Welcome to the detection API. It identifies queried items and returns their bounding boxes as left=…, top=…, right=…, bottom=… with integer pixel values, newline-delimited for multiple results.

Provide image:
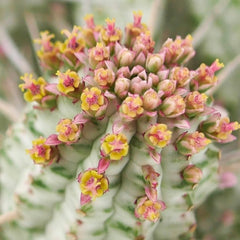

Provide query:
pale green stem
left=208, top=54, right=240, bottom=95
left=0, top=26, right=33, bottom=74
left=0, top=98, right=20, bottom=122
left=192, top=0, right=231, bottom=48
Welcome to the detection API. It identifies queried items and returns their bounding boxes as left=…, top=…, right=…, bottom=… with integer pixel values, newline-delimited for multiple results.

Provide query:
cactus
left=0, top=12, right=239, bottom=240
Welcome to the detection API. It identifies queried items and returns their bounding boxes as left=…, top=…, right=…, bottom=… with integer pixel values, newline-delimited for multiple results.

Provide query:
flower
left=120, top=94, right=144, bottom=121
left=161, top=34, right=195, bottom=65
left=80, top=87, right=107, bottom=117
left=27, top=137, right=57, bottom=165
left=56, top=118, right=81, bottom=143
left=101, top=133, right=129, bottom=160
left=94, top=67, right=115, bottom=88
left=60, top=26, right=85, bottom=66
left=56, top=69, right=82, bottom=95
left=135, top=195, right=166, bottom=222
left=200, top=116, right=240, bottom=142
left=88, top=42, right=110, bottom=68
left=176, top=131, right=211, bottom=156
left=125, top=11, right=148, bottom=46
left=191, top=59, right=224, bottom=92
left=101, top=18, right=122, bottom=45
left=144, top=124, right=172, bottom=148
left=19, top=73, right=47, bottom=102
left=34, top=31, right=61, bottom=71
left=78, top=169, right=109, bottom=203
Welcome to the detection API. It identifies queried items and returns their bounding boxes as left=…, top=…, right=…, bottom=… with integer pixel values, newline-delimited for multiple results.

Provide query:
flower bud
left=114, top=77, right=130, bottom=98
left=157, top=79, right=176, bottom=97
left=169, top=66, right=192, bottom=87
left=185, top=91, right=208, bottom=117
left=176, top=131, right=211, bottom=156
left=116, top=66, right=130, bottom=78
left=142, top=88, right=161, bottom=111
left=160, top=95, right=185, bottom=118
left=146, top=53, right=165, bottom=73
left=161, top=34, right=195, bottom=65
left=182, top=165, right=203, bottom=184
left=117, top=48, right=135, bottom=67
left=130, top=76, right=152, bottom=95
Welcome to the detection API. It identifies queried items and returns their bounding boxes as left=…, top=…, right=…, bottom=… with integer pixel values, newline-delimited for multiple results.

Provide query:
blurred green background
left=0, top=0, right=240, bottom=239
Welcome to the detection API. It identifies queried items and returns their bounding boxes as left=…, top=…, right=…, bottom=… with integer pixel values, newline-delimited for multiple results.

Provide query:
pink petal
left=145, top=187, right=157, bottom=201
left=73, top=113, right=89, bottom=124
left=80, top=193, right=92, bottom=205
left=45, top=84, right=60, bottom=95
left=149, top=149, right=161, bottom=163
left=45, top=134, right=62, bottom=145
left=98, top=158, right=110, bottom=173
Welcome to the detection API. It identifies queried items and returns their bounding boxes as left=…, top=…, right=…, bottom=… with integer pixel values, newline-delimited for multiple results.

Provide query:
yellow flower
left=135, top=196, right=165, bottom=222
left=145, top=124, right=172, bottom=148
left=56, top=69, right=81, bottom=94
left=56, top=119, right=80, bottom=143
left=101, top=18, right=122, bottom=44
left=120, top=94, right=144, bottom=120
left=101, top=133, right=129, bottom=160
left=94, top=68, right=115, bottom=88
left=19, top=73, right=47, bottom=102
left=79, top=169, right=109, bottom=199
left=27, top=137, right=51, bottom=164
left=80, top=87, right=105, bottom=112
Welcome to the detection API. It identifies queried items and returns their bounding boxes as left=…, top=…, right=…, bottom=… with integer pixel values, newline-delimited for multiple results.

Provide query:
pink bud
left=114, top=77, right=130, bottom=98
left=142, top=88, right=161, bottom=110
left=160, top=95, right=185, bottom=118
left=182, top=165, right=203, bottom=184
left=130, top=76, right=152, bottom=95
left=157, top=79, right=176, bottom=97
left=146, top=53, right=165, bottom=73
left=117, top=48, right=135, bottom=66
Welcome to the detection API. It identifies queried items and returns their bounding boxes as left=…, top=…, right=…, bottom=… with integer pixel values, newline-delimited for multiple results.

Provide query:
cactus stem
left=0, top=211, right=19, bottom=225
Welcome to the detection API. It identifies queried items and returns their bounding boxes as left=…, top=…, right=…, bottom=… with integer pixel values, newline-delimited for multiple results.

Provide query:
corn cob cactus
left=0, top=12, right=239, bottom=240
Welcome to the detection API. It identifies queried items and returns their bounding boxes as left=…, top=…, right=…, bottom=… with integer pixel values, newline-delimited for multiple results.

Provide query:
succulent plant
left=0, top=12, right=239, bottom=240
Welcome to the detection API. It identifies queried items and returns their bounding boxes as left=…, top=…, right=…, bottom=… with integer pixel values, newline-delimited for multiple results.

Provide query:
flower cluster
left=22, top=12, right=239, bottom=225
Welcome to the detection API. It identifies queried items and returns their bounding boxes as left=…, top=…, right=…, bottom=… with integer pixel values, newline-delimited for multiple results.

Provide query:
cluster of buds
left=22, top=11, right=239, bottom=228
